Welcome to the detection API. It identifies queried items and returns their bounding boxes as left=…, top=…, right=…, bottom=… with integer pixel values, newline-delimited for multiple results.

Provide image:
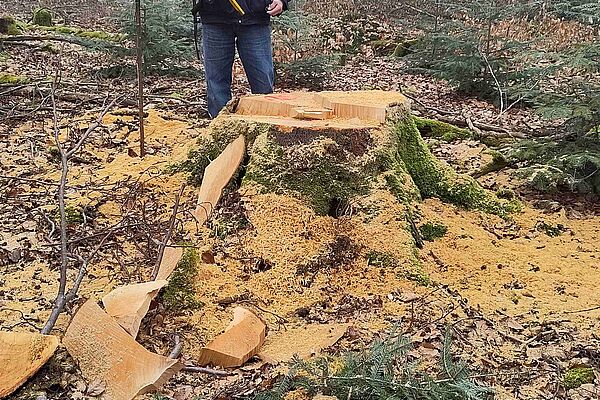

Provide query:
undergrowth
left=253, top=330, right=494, bottom=400
left=502, top=135, right=600, bottom=194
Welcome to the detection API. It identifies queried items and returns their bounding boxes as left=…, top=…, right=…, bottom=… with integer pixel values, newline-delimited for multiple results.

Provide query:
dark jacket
left=193, top=0, right=289, bottom=25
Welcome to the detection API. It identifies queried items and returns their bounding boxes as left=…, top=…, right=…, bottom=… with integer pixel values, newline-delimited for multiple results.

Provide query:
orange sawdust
left=419, top=198, right=600, bottom=330
left=182, top=188, right=423, bottom=359
left=1, top=109, right=201, bottom=332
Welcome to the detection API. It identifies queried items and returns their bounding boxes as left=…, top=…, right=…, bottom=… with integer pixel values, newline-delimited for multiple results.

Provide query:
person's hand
left=267, top=0, right=284, bottom=16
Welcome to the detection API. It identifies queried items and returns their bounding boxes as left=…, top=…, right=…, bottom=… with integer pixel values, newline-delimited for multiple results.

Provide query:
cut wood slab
left=236, top=92, right=322, bottom=118
left=63, top=299, right=181, bottom=400
left=193, top=135, right=245, bottom=225
left=155, top=246, right=184, bottom=281
left=258, top=323, right=348, bottom=364
left=102, top=280, right=168, bottom=338
left=0, top=331, right=59, bottom=398
left=198, top=307, right=266, bottom=368
left=234, top=90, right=406, bottom=124
left=290, top=108, right=334, bottom=120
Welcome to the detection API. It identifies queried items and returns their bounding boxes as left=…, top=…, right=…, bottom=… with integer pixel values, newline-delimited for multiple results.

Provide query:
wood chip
left=63, top=299, right=181, bottom=400
left=155, top=246, right=184, bottom=282
left=0, top=331, right=59, bottom=398
left=193, top=135, right=245, bottom=225
left=102, top=280, right=168, bottom=337
left=258, top=324, right=348, bottom=364
left=198, top=307, right=266, bottom=368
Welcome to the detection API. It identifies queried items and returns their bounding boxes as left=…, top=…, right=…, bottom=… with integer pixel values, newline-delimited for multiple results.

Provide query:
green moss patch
left=414, top=117, right=472, bottom=142
left=0, top=16, right=22, bottom=35
left=32, top=24, right=126, bottom=42
left=563, top=367, right=595, bottom=389
left=420, top=222, right=448, bottom=241
left=390, top=114, right=520, bottom=217
left=162, top=247, right=203, bottom=311
left=33, top=8, right=52, bottom=26
left=0, top=73, right=29, bottom=84
left=366, top=250, right=398, bottom=268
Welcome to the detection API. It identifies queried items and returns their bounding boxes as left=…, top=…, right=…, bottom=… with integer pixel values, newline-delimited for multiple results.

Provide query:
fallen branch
left=41, top=63, right=120, bottom=334
left=181, top=365, right=234, bottom=377
left=0, top=34, right=84, bottom=45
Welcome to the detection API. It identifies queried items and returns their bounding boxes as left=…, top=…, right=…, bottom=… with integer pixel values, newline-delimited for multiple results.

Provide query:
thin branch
left=151, top=183, right=186, bottom=280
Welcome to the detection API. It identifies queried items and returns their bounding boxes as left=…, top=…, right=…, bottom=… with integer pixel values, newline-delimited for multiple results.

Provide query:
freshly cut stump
left=0, top=332, right=59, bottom=398
left=191, top=90, right=517, bottom=217
left=181, top=91, right=519, bottom=359
left=63, top=299, right=181, bottom=400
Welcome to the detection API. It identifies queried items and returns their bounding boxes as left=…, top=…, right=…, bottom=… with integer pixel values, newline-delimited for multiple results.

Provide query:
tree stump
left=185, top=90, right=518, bottom=218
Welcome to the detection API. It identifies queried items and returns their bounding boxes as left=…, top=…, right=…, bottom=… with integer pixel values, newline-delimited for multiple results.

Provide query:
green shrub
left=118, top=0, right=194, bottom=72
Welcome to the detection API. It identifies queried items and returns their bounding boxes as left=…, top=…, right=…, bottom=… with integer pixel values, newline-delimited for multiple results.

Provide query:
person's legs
left=202, top=23, right=236, bottom=117
left=236, top=24, right=274, bottom=94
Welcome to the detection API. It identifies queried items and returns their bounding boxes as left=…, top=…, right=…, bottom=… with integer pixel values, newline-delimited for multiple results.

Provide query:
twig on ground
left=182, top=365, right=234, bottom=376
left=41, top=58, right=120, bottom=334
left=151, top=183, right=186, bottom=280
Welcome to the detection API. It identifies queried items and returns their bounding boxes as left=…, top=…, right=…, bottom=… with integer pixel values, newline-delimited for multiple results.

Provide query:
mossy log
left=183, top=91, right=518, bottom=218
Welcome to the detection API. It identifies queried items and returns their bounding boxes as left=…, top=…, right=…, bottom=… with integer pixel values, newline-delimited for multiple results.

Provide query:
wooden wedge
left=102, top=280, right=168, bottom=338
left=197, top=307, right=266, bottom=368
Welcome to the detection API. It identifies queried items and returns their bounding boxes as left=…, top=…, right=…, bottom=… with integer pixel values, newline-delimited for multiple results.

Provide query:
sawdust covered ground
left=1, top=109, right=199, bottom=332
left=420, top=198, right=600, bottom=333
left=3, top=108, right=600, bottom=399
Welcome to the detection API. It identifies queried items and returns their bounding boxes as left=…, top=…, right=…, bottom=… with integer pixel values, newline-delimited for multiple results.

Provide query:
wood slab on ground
left=155, top=246, right=184, bottom=281
left=193, top=135, right=245, bottom=225
left=197, top=307, right=266, bottom=368
left=258, top=323, right=348, bottom=364
left=63, top=299, right=181, bottom=400
left=102, top=280, right=168, bottom=338
left=0, top=331, right=59, bottom=398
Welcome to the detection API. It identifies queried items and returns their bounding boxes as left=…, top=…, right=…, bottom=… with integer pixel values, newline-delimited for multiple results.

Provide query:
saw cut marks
left=234, top=90, right=406, bottom=124
left=236, top=92, right=324, bottom=118
left=63, top=299, right=181, bottom=400
left=193, top=135, right=245, bottom=225
left=102, top=280, right=168, bottom=338
left=198, top=307, right=266, bottom=368
left=0, top=331, right=59, bottom=398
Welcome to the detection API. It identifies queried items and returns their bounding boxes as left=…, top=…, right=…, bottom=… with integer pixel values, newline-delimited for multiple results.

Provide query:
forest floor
left=1, top=3, right=600, bottom=400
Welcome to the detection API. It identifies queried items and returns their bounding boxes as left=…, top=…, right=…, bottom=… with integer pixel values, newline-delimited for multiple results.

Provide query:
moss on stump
left=180, top=91, right=518, bottom=218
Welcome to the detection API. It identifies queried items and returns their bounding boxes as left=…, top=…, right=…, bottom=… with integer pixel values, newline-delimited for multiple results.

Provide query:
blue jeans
left=202, top=23, right=275, bottom=117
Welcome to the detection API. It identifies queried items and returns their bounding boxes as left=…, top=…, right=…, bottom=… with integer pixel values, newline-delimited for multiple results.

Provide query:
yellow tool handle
left=228, top=0, right=246, bottom=15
